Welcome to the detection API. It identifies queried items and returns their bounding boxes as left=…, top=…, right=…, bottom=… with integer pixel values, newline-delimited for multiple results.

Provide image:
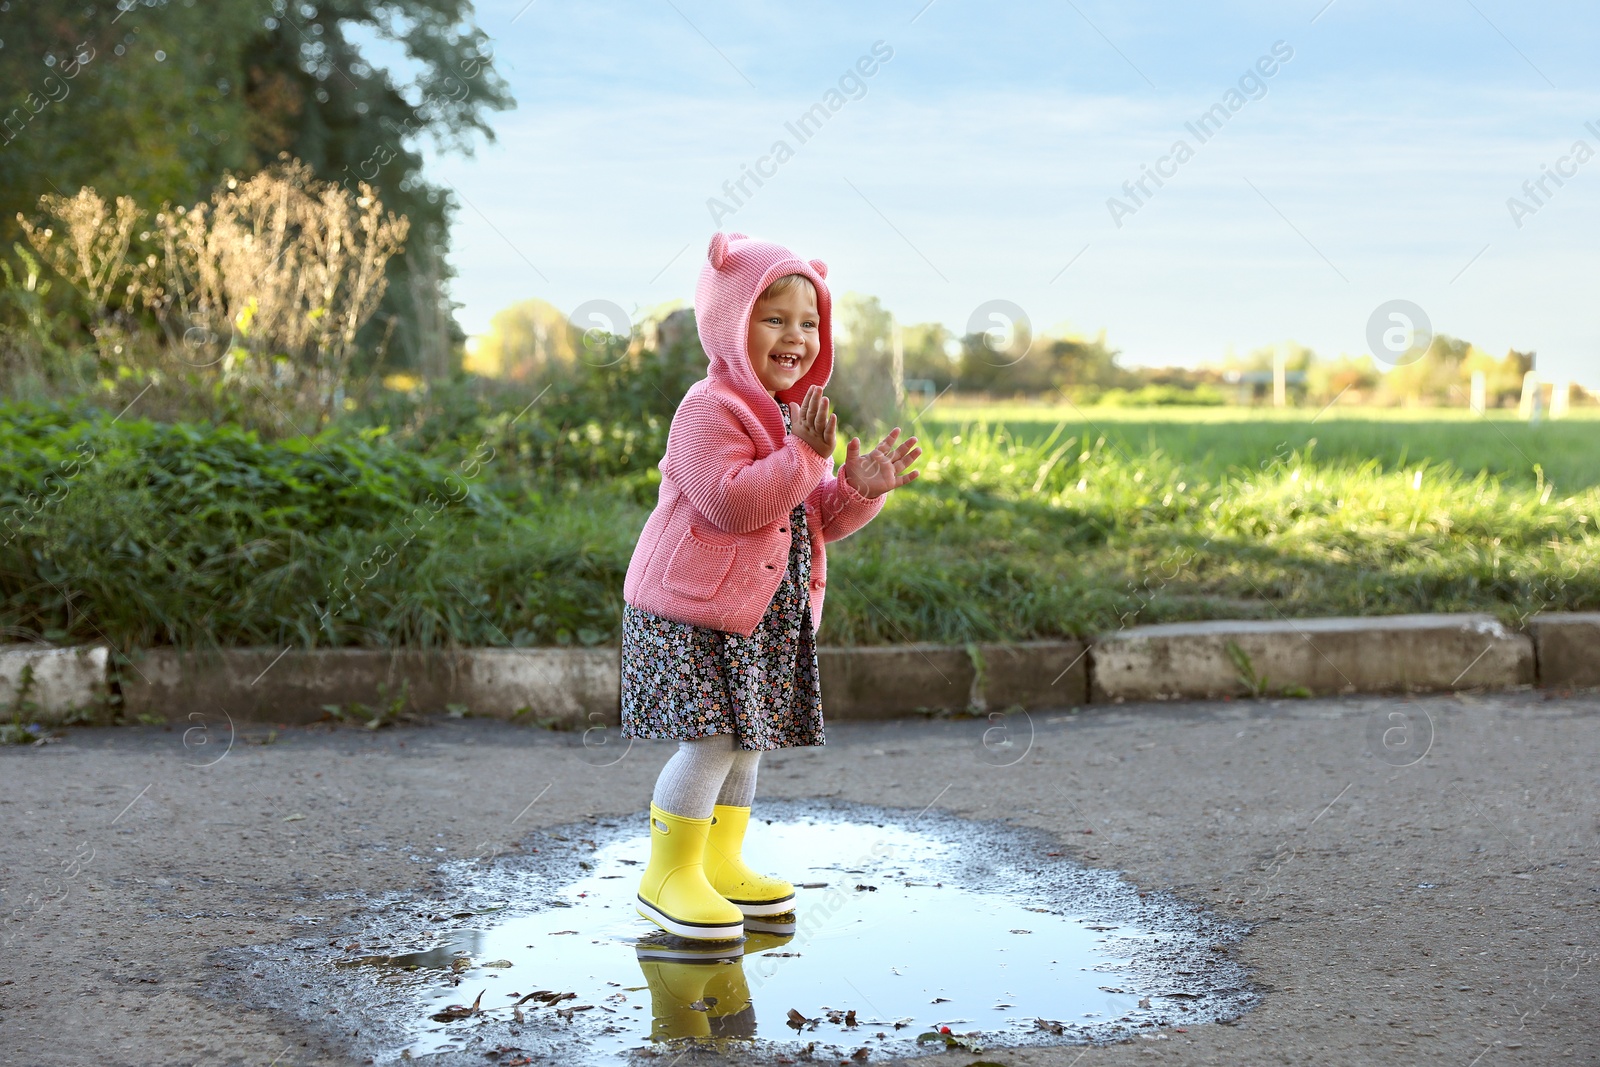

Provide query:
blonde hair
left=758, top=273, right=816, bottom=303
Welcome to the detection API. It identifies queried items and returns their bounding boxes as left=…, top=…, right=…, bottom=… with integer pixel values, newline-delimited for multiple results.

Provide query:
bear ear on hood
left=706, top=232, right=750, bottom=271
left=808, top=258, right=828, bottom=279
left=707, top=232, right=729, bottom=270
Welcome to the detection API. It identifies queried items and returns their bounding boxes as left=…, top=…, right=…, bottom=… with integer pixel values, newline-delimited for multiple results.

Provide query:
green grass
left=915, top=402, right=1600, bottom=491
left=2, top=397, right=1596, bottom=651
left=820, top=410, right=1599, bottom=643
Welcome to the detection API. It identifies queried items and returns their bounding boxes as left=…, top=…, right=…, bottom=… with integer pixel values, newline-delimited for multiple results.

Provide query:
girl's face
left=745, top=282, right=821, bottom=397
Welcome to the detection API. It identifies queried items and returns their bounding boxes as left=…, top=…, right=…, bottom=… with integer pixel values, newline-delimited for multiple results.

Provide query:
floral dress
left=619, top=405, right=825, bottom=751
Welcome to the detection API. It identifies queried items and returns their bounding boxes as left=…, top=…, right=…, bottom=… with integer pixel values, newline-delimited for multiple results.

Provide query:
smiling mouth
left=769, top=352, right=803, bottom=369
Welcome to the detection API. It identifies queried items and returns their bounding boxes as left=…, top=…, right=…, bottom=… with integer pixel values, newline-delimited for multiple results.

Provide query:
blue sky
left=408, top=0, right=1600, bottom=383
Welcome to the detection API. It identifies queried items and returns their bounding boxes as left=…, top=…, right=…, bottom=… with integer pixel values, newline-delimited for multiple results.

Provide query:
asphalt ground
left=1, top=688, right=1594, bottom=1066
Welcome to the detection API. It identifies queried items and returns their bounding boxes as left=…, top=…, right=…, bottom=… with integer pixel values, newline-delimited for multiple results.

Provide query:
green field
left=916, top=402, right=1600, bottom=490
left=810, top=403, right=1599, bottom=645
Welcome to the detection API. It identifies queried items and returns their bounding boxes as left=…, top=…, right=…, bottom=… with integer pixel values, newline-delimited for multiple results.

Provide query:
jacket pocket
left=661, top=528, right=737, bottom=600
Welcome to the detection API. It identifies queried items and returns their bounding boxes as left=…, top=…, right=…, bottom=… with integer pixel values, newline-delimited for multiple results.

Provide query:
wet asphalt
left=0, top=688, right=1594, bottom=1066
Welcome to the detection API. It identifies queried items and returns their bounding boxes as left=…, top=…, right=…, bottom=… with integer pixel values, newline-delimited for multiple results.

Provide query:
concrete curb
left=1088, top=613, right=1536, bottom=702
left=1526, top=613, right=1600, bottom=688
left=5, top=614, right=1591, bottom=729
left=0, top=643, right=110, bottom=721
left=116, top=647, right=620, bottom=728
left=818, top=640, right=1089, bottom=719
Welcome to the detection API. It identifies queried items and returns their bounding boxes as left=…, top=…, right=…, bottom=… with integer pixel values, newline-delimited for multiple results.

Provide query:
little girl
left=620, top=232, right=921, bottom=943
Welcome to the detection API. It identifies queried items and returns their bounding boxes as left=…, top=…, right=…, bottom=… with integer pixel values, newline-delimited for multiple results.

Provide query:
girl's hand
left=788, top=385, right=836, bottom=458
left=839, top=427, right=922, bottom=499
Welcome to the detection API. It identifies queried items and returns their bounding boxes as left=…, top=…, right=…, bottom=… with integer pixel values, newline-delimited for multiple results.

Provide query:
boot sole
left=634, top=941, right=745, bottom=963
left=743, top=915, right=797, bottom=935
left=636, top=895, right=746, bottom=942
left=721, top=892, right=797, bottom=917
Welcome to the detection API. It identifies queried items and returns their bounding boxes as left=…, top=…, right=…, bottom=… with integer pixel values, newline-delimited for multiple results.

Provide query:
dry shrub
left=16, top=155, right=409, bottom=427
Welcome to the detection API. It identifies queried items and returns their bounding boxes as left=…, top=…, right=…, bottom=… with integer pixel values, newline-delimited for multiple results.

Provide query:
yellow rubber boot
left=636, top=953, right=736, bottom=1036
left=703, top=960, right=755, bottom=1038
left=636, top=804, right=746, bottom=942
left=635, top=956, right=729, bottom=1041
left=704, top=804, right=795, bottom=916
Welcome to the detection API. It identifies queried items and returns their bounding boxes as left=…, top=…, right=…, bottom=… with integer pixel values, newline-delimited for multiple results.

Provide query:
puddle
left=227, top=800, right=1256, bottom=1064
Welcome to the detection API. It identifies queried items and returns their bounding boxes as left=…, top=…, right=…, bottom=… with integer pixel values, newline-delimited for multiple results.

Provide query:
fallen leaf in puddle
left=931, top=996, right=951, bottom=1003
left=1009, top=929, right=1031, bottom=934
left=553, top=1005, right=593, bottom=1020
left=687, top=997, right=718, bottom=1012
left=549, top=930, right=578, bottom=935
left=786, top=1008, right=818, bottom=1030
left=797, top=881, right=828, bottom=888
left=1138, top=997, right=1152, bottom=1008
left=854, top=884, right=878, bottom=892
left=1035, top=1018, right=1066, bottom=1034
left=482, top=960, right=513, bottom=968
left=429, top=989, right=483, bottom=1022
left=762, top=951, right=801, bottom=957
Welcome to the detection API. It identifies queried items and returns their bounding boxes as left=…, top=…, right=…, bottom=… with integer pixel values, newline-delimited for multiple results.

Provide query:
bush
left=0, top=397, right=626, bottom=651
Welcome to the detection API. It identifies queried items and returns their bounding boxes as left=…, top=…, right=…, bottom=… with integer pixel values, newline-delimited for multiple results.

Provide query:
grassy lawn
left=817, top=404, right=1600, bottom=644
left=915, top=402, right=1600, bottom=490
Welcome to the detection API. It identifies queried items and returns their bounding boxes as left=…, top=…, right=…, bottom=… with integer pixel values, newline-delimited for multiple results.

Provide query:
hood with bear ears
left=694, top=231, right=833, bottom=450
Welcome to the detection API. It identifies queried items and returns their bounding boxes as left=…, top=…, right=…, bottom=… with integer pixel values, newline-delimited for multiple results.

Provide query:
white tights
left=651, top=733, right=761, bottom=819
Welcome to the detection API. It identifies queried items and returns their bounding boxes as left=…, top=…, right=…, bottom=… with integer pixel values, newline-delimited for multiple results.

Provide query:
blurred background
left=1, top=0, right=1596, bottom=684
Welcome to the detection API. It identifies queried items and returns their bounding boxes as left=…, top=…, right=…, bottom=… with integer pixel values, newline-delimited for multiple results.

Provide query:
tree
left=899, top=322, right=956, bottom=391
left=830, top=292, right=899, bottom=429
left=470, top=298, right=577, bottom=382
left=1379, top=333, right=1472, bottom=404
left=0, top=0, right=513, bottom=377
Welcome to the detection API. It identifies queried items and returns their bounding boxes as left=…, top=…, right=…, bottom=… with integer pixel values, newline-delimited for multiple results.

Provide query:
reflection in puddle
left=331, top=807, right=1254, bottom=1063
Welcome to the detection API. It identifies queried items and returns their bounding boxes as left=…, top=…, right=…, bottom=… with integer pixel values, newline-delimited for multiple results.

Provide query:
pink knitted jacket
left=622, top=232, right=885, bottom=636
